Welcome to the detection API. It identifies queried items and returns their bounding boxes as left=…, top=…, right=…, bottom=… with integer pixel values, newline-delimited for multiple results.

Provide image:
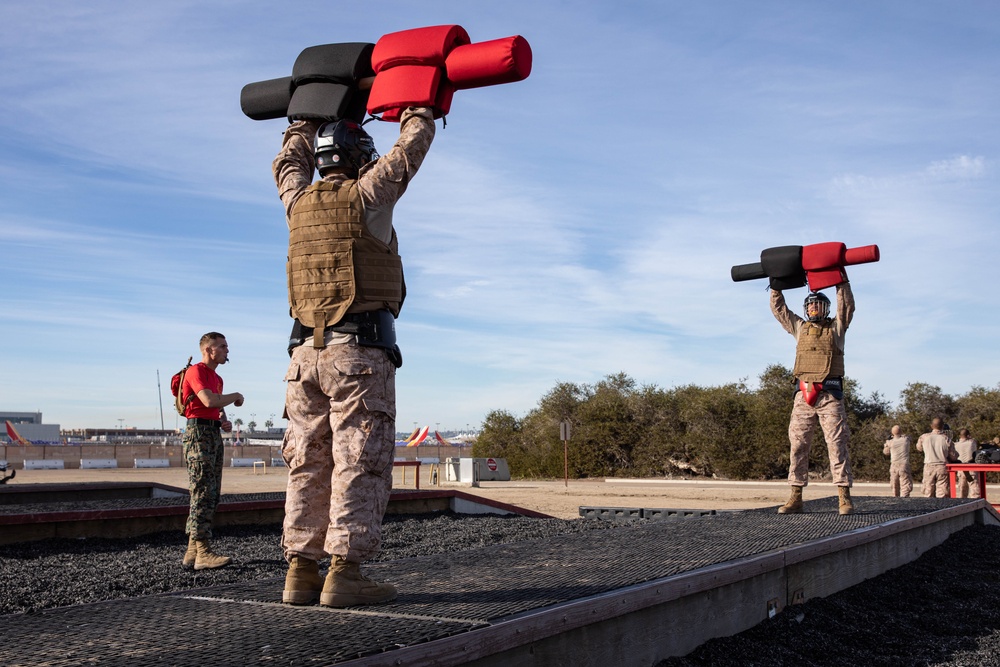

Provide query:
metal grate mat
left=0, top=496, right=977, bottom=666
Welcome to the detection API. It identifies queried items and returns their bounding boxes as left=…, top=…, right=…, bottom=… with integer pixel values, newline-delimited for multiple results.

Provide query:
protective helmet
left=803, top=292, right=831, bottom=322
left=315, top=119, right=379, bottom=176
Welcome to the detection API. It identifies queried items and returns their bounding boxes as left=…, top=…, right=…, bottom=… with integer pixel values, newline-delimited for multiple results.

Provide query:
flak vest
left=792, top=320, right=844, bottom=384
left=287, top=180, right=404, bottom=346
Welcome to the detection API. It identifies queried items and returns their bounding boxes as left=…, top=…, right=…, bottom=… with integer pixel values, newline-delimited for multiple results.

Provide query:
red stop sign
left=486, top=458, right=498, bottom=471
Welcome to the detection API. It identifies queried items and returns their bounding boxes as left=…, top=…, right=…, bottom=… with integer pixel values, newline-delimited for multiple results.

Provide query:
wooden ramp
left=1, top=497, right=996, bottom=666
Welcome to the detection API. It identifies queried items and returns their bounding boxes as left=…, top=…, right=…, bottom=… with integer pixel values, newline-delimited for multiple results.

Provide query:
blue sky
left=1, top=1, right=998, bottom=433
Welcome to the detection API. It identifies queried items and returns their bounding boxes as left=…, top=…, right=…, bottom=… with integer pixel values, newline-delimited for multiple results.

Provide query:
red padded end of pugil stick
left=806, top=268, right=848, bottom=292
left=843, top=245, right=880, bottom=266
left=377, top=80, right=454, bottom=121
left=446, top=35, right=533, bottom=90
left=371, top=25, right=471, bottom=72
left=801, top=242, right=847, bottom=272
left=367, top=65, right=442, bottom=115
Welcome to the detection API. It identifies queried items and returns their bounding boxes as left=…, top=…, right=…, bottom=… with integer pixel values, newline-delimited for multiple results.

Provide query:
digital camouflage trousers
left=183, top=423, right=224, bottom=539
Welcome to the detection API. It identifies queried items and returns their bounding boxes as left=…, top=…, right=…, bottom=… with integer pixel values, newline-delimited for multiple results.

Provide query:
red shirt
left=182, top=362, right=224, bottom=420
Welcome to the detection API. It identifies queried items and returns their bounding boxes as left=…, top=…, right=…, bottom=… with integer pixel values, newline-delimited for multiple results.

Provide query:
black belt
left=187, top=418, right=221, bottom=427
left=324, top=311, right=383, bottom=333
left=288, top=311, right=401, bottom=369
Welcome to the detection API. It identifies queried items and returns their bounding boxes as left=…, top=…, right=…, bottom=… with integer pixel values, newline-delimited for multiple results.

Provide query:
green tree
left=744, top=364, right=795, bottom=479
left=572, top=374, right=641, bottom=477
left=842, top=379, right=891, bottom=480
left=955, top=385, right=1000, bottom=442
left=630, top=385, right=684, bottom=477
left=473, top=368, right=1000, bottom=483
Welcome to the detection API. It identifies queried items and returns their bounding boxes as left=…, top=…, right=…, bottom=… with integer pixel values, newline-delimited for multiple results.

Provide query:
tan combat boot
left=838, top=486, right=854, bottom=515
left=193, top=539, right=232, bottom=570
left=182, top=535, right=196, bottom=569
left=777, top=486, right=804, bottom=514
left=320, top=557, right=397, bottom=608
left=283, top=556, right=323, bottom=605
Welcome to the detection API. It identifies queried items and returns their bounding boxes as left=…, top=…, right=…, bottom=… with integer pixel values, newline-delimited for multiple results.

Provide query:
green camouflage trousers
left=183, top=422, right=224, bottom=539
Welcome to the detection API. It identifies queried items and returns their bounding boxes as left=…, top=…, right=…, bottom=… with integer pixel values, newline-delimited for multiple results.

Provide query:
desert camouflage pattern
left=274, top=107, right=436, bottom=242
left=954, top=437, right=978, bottom=463
left=770, top=282, right=855, bottom=356
left=916, top=431, right=957, bottom=498
left=274, top=106, right=434, bottom=566
left=888, top=462, right=914, bottom=497
left=883, top=435, right=911, bottom=465
left=786, top=391, right=853, bottom=487
left=883, top=435, right=913, bottom=497
left=183, top=422, right=225, bottom=539
left=773, top=283, right=855, bottom=489
left=281, top=343, right=396, bottom=563
left=916, top=431, right=955, bottom=464
left=954, top=437, right=980, bottom=498
left=921, top=463, right=950, bottom=498
left=956, top=469, right=980, bottom=498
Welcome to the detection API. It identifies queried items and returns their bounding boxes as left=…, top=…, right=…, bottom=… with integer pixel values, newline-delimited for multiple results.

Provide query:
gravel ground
left=2, top=511, right=1000, bottom=666
left=658, top=522, right=1000, bottom=667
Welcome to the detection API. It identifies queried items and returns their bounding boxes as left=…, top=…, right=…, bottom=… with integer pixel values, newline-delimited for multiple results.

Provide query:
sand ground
left=11, top=466, right=898, bottom=520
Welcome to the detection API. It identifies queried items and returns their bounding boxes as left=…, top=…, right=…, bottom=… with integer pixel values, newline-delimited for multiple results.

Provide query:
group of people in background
left=883, top=420, right=994, bottom=499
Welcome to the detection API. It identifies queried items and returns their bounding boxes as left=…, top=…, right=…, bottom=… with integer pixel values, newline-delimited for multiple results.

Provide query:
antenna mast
left=156, top=369, right=165, bottom=431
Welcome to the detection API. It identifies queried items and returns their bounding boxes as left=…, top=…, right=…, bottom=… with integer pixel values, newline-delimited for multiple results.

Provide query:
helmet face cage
left=315, top=120, right=379, bottom=175
left=804, top=292, right=831, bottom=322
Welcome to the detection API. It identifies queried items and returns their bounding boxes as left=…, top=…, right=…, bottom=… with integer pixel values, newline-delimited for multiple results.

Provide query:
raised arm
left=357, top=107, right=436, bottom=207
left=770, top=289, right=801, bottom=336
left=273, top=119, right=322, bottom=222
left=835, top=281, right=856, bottom=332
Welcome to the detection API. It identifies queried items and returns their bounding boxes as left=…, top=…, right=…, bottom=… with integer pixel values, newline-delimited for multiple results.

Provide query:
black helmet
left=803, top=292, right=831, bottom=322
left=315, top=119, right=379, bottom=176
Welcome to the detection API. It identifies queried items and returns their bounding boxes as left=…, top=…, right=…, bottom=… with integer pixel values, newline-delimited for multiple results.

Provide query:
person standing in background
left=180, top=332, right=244, bottom=570
left=916, top=418, right=958, bottom=498
left=883, top=425, right=913, bottom=497
left=954, top=428, right=980, bottom=498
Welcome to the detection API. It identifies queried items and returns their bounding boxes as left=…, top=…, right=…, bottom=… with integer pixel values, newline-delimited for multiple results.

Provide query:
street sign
left=560, top=420, right=571, bottom=487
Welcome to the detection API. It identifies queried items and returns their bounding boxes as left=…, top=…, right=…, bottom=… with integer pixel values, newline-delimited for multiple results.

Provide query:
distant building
left=1, top=411, right=61, bottom=444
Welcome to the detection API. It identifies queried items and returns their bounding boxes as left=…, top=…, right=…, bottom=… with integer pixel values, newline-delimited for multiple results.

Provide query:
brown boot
left=778, top=486, right=804, bottom=514
left=194, top=539, right=232, bottom=570
left=838, top=486, right=854, bottom=515
left=320, top=557, right=397, bottom=608
left=181, top=535, right=196, bottom=569
left=283, top=556, right=323, bottom=605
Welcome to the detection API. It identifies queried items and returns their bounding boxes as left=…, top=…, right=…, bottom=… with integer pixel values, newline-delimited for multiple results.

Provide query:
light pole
left=435, top=422, right=441, bottom=485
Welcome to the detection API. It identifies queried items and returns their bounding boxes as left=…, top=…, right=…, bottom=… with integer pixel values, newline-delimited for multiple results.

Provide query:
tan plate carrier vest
left=287, top=180, right=404, bottom=346
left=792, top=321, right=844, bottom=384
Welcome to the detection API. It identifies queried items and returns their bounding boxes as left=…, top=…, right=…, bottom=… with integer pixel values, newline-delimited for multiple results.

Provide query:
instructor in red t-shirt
left=179, top=332, right=244, bottom=570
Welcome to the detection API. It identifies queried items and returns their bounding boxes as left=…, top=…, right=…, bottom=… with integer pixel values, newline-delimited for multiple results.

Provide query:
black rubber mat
left=0, top=496, right=977, bottom=666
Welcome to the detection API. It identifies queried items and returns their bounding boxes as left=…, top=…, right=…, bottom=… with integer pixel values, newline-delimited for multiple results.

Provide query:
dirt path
left=9, top=468, right=897, bottom=520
